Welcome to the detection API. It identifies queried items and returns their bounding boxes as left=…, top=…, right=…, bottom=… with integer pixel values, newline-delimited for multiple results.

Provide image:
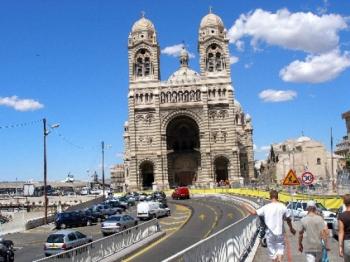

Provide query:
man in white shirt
left=245, top=190, right=296, bottom=262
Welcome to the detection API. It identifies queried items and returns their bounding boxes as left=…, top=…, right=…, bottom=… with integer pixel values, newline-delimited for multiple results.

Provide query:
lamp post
left=101, top=141, right=105, bottom=199
left=43, top=118, right=59, bottom=224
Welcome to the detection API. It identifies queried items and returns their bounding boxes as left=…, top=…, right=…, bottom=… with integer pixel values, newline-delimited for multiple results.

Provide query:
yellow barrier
left=186, top=188, right=343, bottom=210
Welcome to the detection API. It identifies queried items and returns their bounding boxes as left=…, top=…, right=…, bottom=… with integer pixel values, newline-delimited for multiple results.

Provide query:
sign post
left=282, top=169, right=300, bottom=221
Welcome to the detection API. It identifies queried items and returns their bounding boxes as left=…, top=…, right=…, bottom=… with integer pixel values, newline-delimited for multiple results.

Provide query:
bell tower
left=128, top=13, right=160, bottom=83
left=198, top=9, right=230, bottom=77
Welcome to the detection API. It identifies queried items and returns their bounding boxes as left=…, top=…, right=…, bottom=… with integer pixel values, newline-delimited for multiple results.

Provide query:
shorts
left=266, top=231, right=285, bottom=259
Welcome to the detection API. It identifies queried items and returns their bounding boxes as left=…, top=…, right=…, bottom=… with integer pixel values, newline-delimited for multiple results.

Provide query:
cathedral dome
left=168, top=67, right=201, bottom=84
left=200, top=13, right=224, bottom=31
left=132, top=17, right=155, bottom=33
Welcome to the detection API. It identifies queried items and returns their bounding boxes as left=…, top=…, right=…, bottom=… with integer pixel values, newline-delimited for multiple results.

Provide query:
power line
left=0, top=119, right=41, bottom=130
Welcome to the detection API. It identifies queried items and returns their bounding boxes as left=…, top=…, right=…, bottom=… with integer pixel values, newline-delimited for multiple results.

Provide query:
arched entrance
left=214, top=156, right=229, bottom=183
left=140, top=161, right=154, bottom=189
left=166, top=115, right=200, bottom=187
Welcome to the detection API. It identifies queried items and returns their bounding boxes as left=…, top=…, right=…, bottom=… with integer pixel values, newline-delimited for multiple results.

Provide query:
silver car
left=101, top=214, right=138, bottom=236
left=44, top=229, right=92, bottom=256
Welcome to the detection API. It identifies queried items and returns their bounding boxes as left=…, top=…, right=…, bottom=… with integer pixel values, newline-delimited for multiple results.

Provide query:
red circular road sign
left=301, top=172, right=314, bottom=185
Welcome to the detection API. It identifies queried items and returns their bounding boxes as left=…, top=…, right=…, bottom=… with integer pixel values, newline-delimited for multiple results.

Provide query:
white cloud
left=0, top=96, right=44, bottom=111
left=259, top=89, right=297, bottom=102
left=235, top=40, right=245, bottom=52
left=280, top=49, right=350, bottom=83
left=228, top=8, right=347, bottom=54
left=244, top=62, right=253, bottom=69
left=161, top=44, right=195, bottom=58
left=229, top=55, right=239, bottom=65
left=254, top=144, right=271, bottom=153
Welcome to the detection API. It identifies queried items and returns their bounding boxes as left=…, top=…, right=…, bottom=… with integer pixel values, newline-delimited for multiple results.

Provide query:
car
left=286, top=201, right=336, bottom=228
left=101, top=215, right=138, bottom=236
left=172, top=187, right=190, bottom=200
left=44, top=230, right=92, bottom=256
left=119, top=196, right=136, bottom=206
left=55, top=211, right=94, bottom=229
left=92, top=204, right=122, bottom=218
left=0, top=238, right=14, bottom=262
left=77, top=209, right=101, bottom=223
left=137, top=201, right=170, bottom=220
left=104, top=200, right=127, bottom=212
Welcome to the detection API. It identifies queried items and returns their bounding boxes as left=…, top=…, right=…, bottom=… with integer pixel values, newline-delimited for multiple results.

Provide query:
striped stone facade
left=123, top=12, right=254, bottom=190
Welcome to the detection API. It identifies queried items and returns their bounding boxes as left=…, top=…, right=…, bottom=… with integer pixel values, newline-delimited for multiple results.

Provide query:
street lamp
left=43, top=118, right=60, bottom=224
left=101, top=142, right=112, bottom=199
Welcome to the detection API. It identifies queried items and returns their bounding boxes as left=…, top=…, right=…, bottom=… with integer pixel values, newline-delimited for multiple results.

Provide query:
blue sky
left=0, top=0, right=349, bottom=181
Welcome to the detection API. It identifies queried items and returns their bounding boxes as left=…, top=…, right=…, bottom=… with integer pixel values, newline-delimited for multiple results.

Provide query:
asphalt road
left=6, top=201, right=185, bottom=262
left=125, top=195, right=248, bottom=262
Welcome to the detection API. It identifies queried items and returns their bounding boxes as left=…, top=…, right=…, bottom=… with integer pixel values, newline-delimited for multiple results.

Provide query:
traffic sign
left=282, top=169, right=300, bottom=186
left=301, top=171, right=314, bottom=185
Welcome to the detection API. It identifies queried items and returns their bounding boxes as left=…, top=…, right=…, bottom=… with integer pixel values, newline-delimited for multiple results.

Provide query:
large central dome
left=168, top=67, right=201, bottom=84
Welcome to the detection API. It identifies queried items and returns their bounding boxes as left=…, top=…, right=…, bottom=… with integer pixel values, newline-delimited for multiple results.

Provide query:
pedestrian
left=298, top=200, right=329, bottom=262
left=245, top=190, right=296, bottom=262
left=338, top=194, right=350, bottom=261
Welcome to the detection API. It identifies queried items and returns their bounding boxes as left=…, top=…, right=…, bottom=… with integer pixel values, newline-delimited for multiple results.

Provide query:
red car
left=172, top=187, right=190, bottom=200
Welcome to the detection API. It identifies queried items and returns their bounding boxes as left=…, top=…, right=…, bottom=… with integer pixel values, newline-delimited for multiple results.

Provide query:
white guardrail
left=163, top=195, right=261, bottom=262
left=33, top=218, right=160, bottom=262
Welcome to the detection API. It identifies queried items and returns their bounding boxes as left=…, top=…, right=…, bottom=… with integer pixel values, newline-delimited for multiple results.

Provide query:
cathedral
left=123, top=11, right=254, bottom=190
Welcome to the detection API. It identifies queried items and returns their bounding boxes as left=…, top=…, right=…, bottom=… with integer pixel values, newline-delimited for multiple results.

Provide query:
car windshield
left=316, top=203, right=327, bottom=211
left=47, top=234, right=65, bottom=243
left=106, top=216, right=121, bottom=222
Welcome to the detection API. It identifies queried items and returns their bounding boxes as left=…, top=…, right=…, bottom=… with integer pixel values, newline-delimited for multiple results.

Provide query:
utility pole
left=43, top=118, right=48, bottom=224
left=331, top=127, right=336, bottom=192
left=101, top=141, right=105, bottom=199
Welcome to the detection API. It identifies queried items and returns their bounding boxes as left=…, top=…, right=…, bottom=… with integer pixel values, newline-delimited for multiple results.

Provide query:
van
left=172, top=187, right=190, bottom=200
left=137, top=201, right=169, bottom=220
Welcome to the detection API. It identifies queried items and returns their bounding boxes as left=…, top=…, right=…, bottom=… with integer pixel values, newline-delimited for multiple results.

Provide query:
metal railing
left=163, top=195, right=260, bottom=262
left=33, top=219, right=160, bottom=262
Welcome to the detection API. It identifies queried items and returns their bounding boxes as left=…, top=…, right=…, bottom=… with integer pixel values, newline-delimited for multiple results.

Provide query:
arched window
left=134, top=49, right=152, bottom=78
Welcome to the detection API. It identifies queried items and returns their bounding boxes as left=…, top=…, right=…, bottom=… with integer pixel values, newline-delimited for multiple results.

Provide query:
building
left=263, top=136, right=341, bottom=184
left=335, top=110, right=350, bottom=159
left=110, top=164, right=125, bottom=191
left=123, top=11, right=254, bottom=190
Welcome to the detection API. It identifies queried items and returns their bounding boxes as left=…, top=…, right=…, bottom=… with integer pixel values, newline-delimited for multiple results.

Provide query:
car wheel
left=167, top=210, right=171, bottom=216
left=102, top=232, right=108, bottom=237
left=152, top=213, right=157, bottom=219
left=86, top=220, right=92, bottom=226
left=134, top=221, right=138, bottom=226
left=123, top=226, right=127, bottom=231
left=60, top=223, right=66, bottom=229
left=117, top=210, right=122, bottom=214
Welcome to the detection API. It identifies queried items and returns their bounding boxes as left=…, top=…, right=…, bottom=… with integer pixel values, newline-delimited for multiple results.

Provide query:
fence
left=163, top=215, right=258, bottom=262
left=33, top=218, right=160, bottom=262
left=163, top=194, right=260, bottom=262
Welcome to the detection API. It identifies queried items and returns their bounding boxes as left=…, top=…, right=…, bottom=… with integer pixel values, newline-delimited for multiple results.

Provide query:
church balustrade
left=135, top=92, right=154, bottom=105
left=160, top=89, right=201, bottom=104
left=208, top=88, right=227, bottom=101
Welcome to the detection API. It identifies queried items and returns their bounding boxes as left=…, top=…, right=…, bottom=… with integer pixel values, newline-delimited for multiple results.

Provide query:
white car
left=101, top=214, right=138, bottom=236
left=137, top=201, right=170, bottom=220
left=286, top=201, right=336, bottom=228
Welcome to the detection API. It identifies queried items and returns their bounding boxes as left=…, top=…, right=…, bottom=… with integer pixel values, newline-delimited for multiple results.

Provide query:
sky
left=0, top=0, right=349, bottom=182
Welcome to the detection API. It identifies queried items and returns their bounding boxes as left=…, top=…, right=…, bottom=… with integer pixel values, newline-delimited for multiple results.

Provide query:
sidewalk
left=253, top=221, right=342, bottom=262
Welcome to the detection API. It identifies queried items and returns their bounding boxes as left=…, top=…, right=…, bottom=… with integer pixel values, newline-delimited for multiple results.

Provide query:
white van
left=137, top=201, right=170, bottom=220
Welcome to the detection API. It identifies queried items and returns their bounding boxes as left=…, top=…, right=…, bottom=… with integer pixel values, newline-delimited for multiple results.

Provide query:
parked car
left=105, top=200, right=127, bottom=211
left=55, top=211, right=94, bottom=229
left=101, top=215, right=138, bottom=236
left=172, top=187, right=190, bottom=200
left=286, top=201, right=336, bottom=228
left=0, top=238, right=14, bottom=262
left=92, top=204, right=122, bottom=218
left=44, top=230, right=92, bottom=256
left=77, top=209, right=100, bottom=223
left=137, top=201, right=170, bottom=220
left=119, top=196, right=135, bottom=206
left=84, top=207, right=105, bottom=221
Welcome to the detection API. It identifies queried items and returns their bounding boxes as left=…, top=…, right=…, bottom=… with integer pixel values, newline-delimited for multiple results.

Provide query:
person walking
left=245, top=190, right=296, bottom=262
left=338, top=194, right=350, bottom=261
left=298, top=200, right=329, bottom=262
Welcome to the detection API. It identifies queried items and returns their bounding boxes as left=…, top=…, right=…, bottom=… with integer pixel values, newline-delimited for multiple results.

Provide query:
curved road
left=125, top=195, right=248, bottom=262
